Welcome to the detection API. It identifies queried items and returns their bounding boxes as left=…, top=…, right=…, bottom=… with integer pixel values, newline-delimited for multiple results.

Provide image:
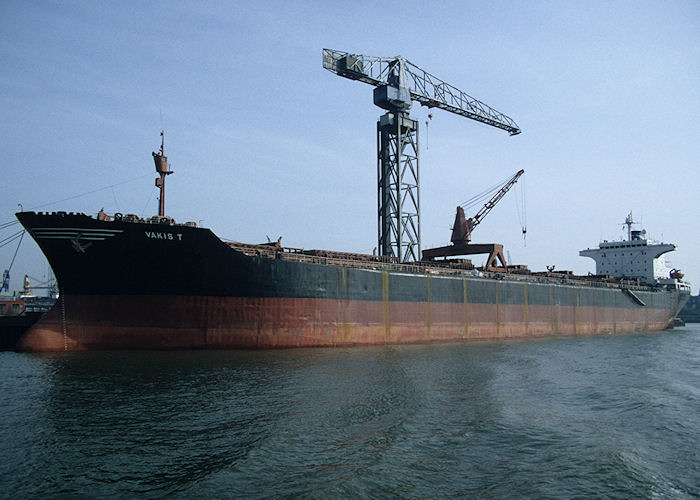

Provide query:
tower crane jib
left=322, top=49, right=521, bottom=135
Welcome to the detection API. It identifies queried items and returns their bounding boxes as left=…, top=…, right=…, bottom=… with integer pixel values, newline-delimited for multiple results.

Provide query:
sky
left=1, top=0, right=698, bottom=293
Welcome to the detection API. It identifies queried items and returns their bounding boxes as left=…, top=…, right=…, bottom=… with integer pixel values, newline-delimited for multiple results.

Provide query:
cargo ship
left=12, top=149, right=691, bottom=351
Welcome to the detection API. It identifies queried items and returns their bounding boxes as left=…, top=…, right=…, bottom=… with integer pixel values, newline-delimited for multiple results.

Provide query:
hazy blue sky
left=1, top=0, right=698, bottom=291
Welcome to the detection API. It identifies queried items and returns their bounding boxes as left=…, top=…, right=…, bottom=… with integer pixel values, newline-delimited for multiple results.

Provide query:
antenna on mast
left=623, top=211, right=635, bottom=241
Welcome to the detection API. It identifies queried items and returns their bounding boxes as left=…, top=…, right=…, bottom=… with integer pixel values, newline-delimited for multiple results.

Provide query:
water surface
left=1, top=326, right=699, bottom=498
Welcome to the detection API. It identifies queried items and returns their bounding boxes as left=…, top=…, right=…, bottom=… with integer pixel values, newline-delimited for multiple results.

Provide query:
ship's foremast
left=152, top=131, right=172, bottom=217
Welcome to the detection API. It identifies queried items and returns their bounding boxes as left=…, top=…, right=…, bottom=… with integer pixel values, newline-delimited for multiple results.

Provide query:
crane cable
left=458, top=172, right=520, bottom=211
left=1, top=229, right=25, bottom=292
left=26, top=173, right=152, bottom=211
left=515, top=179, right=527, bottom=246
left=0, top=220, right=20, bottom=231
left=7, top=230, right=25, bottom=270
left=0, top=171, right=154, bottom=231
left=0, top=229, right=25, bottom=249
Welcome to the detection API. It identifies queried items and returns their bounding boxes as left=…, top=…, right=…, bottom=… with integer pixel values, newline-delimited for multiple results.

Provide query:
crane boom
left=468, top=169, right=524, bottom=233
left=322, top=49, right=521, bottom=135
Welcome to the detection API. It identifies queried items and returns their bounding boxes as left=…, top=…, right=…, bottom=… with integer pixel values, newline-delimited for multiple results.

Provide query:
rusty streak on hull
left=18, top=294, right=675, bottom=352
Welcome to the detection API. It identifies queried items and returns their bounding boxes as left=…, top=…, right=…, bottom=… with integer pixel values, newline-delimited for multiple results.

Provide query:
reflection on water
left=1, top=327, right=699, bottom=498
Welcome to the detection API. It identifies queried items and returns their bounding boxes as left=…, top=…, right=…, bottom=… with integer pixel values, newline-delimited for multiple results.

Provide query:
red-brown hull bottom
left=17, top=294, right=674, bottom=352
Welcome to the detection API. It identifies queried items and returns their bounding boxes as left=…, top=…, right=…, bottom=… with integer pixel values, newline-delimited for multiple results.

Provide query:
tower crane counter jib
left=322, top=49, right=521, bottom=263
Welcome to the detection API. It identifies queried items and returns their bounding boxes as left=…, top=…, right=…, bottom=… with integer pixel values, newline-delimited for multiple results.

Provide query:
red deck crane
left=422, top=169, right=525, bottom=271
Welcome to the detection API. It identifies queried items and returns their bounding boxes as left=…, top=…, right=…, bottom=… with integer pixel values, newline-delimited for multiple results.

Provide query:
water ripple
left=1, top=327, right=699, bottom=498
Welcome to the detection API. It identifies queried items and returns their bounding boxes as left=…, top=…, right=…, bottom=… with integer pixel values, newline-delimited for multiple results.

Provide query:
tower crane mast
left=322, top=49, right=520, bottom=263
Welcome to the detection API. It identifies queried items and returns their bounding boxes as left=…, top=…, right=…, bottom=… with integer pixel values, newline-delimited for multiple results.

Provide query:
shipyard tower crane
left=323, top=49, right=520, bottom=262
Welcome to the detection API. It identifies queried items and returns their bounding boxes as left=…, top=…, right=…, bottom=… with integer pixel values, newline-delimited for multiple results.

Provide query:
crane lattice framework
left=323, top=49, right=521, bottom=262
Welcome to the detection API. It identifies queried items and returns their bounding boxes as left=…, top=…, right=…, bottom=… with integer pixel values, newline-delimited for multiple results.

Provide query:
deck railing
left=225, top=242, right=659, bottom=292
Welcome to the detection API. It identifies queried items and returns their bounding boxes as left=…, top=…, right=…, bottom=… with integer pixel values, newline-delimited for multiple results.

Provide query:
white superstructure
left=579, top=213, right=678, bottom=285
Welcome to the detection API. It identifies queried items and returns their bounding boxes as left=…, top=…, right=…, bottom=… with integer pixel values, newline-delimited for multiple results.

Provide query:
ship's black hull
left=15, top=212, right=689, bottom=351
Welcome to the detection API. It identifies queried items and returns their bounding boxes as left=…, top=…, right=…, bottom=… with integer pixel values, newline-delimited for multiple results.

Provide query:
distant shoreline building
left=679, top=295, right=700, bottom=323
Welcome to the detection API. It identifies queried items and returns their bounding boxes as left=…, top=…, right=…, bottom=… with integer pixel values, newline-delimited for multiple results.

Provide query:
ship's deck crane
left=323, top=49, right=520, bottom=263
left=422, top=169, right=524, bottom=270
left=451, top=169, right=524, bottom=244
